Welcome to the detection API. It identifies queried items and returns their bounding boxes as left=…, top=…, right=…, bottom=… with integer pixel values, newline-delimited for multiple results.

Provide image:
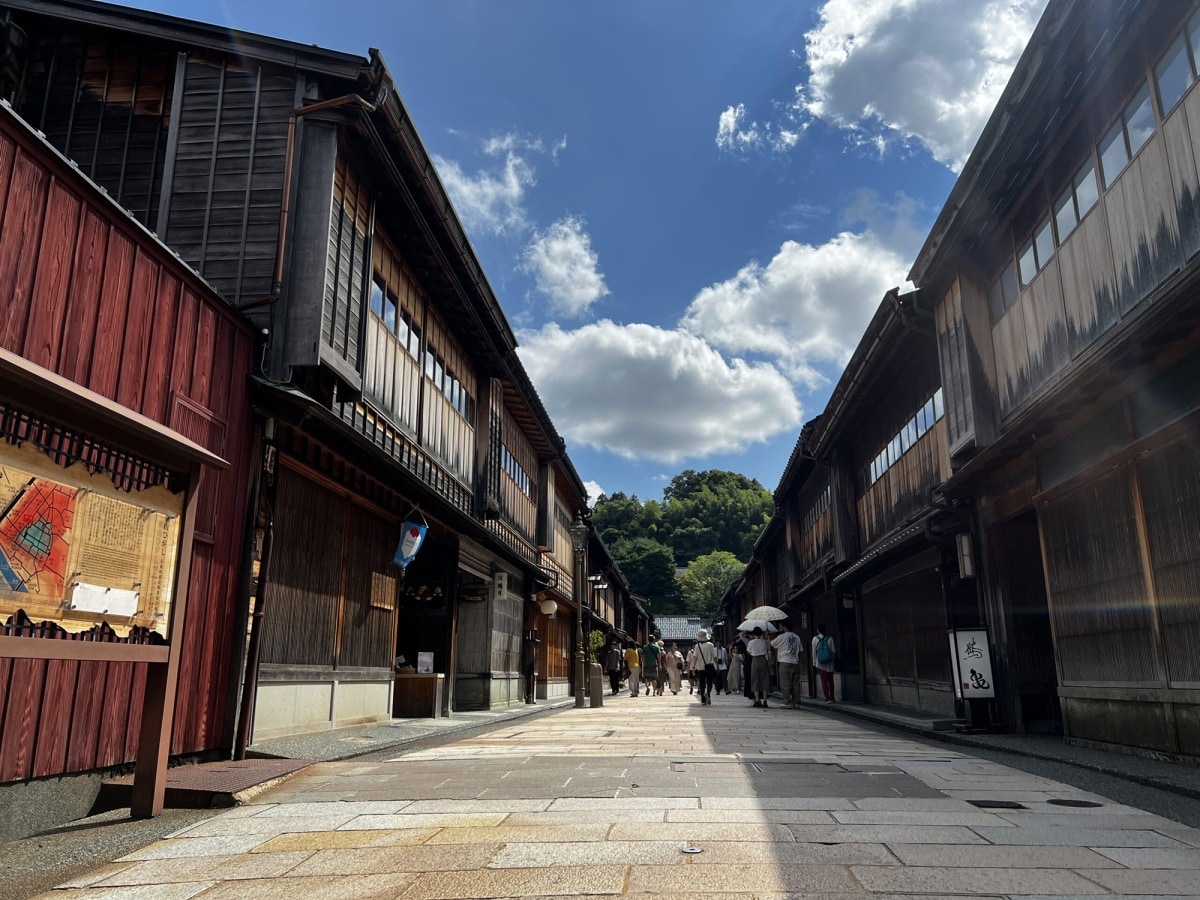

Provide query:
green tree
left=677, top=550, right=745, bottom=618
left=660, top=470, right=773, bottom=564
left=607, top=535, right=676, bottom=606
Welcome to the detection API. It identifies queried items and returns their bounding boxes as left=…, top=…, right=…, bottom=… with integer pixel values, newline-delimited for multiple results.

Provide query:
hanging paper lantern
left=538, top=598, right=558, bottom=616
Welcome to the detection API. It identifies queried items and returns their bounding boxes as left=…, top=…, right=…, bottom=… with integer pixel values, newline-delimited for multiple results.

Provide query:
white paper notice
left=70, top=582, right=140, bottom=617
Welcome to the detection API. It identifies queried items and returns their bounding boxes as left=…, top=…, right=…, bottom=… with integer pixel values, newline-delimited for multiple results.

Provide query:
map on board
left=0, top=473, right=76, bottom=597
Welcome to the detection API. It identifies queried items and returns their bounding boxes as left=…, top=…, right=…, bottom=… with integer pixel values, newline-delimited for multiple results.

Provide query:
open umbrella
left=744, top=605, right=788, bottom=621
left=737, top=619, right=777, bottom=633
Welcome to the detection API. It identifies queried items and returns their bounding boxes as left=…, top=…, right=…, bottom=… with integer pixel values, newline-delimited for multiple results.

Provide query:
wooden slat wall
left=339, top=504, right=399, bottom=669
left=535, top=609, right=570, bottom=681
left=163, top=55, right=293, bottom=306
left=19, top=32, right=172, bottom=229
left=0, top=111, right=256, bottom=782
left=934, top=279, right=975, bottom=450
left=1169, top=78, right=1200, bottom=260
left=498, top=406, right=538, bottom=546
left=856, top=421, right=950, bottom=548
left=419, top=301, right=477, bottom=485
left=1040, top=467, right=1157, bottom=685
left=365, top=230, right=423, bottom=436
left=993, top=295, right=1028, bottom=418
left=1137, top=435, right=1200, bottom=686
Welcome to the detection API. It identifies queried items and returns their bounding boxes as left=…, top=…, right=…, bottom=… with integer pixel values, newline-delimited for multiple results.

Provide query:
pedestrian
left=693, top=629, right=717, bottom=704
left=714, top=640, right=729, bottom=695
left=727, top=642, right=743, bottom=694
left=663, top=641, right=682, bottom=694
left=624, top=641, right=642, bottom=697
left=746, top=627, right=771, bottom=708
left=605, top=640, right=623, bottom=696
left=685, top=643, right=699, bottom=694
left=771, top=621, right=803, bottom=708
left=812, top=624, right=836, bottom=703
left=642, top=638, right=661, bottom=696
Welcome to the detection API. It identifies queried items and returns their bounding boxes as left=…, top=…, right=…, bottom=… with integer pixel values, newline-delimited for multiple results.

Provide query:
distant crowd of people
left=602, top=622, right=837, bottom=708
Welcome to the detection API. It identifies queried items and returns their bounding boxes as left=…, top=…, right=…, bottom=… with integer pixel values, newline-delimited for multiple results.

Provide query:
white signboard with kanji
left=949, top=629, right=995, bottom=699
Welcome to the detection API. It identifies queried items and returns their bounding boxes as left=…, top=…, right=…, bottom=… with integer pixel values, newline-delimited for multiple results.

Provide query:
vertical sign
left=948, top=628, right=995, bottom=699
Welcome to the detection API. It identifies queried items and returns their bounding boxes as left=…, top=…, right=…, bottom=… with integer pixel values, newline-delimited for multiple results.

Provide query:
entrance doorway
left=991, top=510, right=1062, bottom=734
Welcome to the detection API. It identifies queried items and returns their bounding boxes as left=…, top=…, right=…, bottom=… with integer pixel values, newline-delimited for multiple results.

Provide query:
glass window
left=1124, top=84, right=1155, bottom=155
left=369, top=277, right=384, bottom=317
left=1156, top=35, right=1193, bottom=115
left=383, top=290, right=397, bottom=332
left=408, top=323, right=421, bottom=359
left=1074, top=161, right=1099, bottom=216
left=933, top=388, right=944, bottom=420
left=1053, top=186, right=1076, bottom=242
left=1034, top=216, right=1054, bottom=268
left=1000, top=260, right=1018, bottom=309
left=1190, top=14, right=1200, bottom=74
left=925, top=398, right=936, bottom=429
left=1017, top=238, right=1038, bottom=287
left=1099, top=120, right=1129, bottom=188
left=987, top=277, right=1006, bottom=323
left=396, top=309, right=410, bottom=348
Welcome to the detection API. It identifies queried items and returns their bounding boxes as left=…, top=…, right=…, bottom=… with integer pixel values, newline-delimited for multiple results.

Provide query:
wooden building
left=1, top=0, right=599, bottom=743
left=0, top=99, right=257, bottom=839
left=911, top=0, right=1200, bottom=755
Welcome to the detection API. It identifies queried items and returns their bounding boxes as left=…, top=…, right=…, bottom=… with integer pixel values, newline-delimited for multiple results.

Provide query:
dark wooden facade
left=0, top=101, right=256, bottom=783
left=912, top=0, right=1200, bottom=756
left=0, top=0, right=608, bottom=747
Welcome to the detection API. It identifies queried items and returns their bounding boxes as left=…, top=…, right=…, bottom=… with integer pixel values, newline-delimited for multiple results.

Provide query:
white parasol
left=743, top=605, right=788, bottom=621
left=737, top=619, right=778, bottom=633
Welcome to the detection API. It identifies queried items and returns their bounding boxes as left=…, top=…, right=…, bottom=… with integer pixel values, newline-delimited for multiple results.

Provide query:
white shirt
left=771, top=631, right=802, bottom=665
left=746, top=637, right=770, bottom=658
left=812, top=633, right=836, bottom=672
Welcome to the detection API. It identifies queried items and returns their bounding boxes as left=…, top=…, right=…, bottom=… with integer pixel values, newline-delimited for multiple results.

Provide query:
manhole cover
left=1047, top=798, right=1102, bottom=808
left=968, top=799, right=1027, bottom=810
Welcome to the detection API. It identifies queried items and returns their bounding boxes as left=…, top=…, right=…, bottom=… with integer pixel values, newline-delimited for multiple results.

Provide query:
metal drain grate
left=967, top=799, right=1027, bottom=809
left=1047, top=798, right=1103, bottom=808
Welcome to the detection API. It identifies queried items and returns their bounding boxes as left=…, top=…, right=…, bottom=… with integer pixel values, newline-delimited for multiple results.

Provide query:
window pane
left=408, top=324, right=421, bottom=359
left=1190, top=15, right=1200, bottom=76
left=383, top=291, right=397, bottom=332
left=1074, top=161, right=1099, bottom=216
left=1124, top=84, right=1155, bottom=155
left=1156, top=36, right=1193, bottom=114
left=396, top=309, right=410, bottom=347
left=1054, top=186, right=1077, bottom=242
left=1017, top=238, right=1038, bottom=287
left=933, top=388, right=944, bottom=420
left=1034, top=216, right=1054, bottom=268
left=369, top=278, right=384, bottom=317
left=1000, top=260, right=1019, bottom=308
left=1099, top=120, right=1129, bottom=188
left=925, top=398, right=936, bottom=429
left=987, top=277, right=1006, bottom=323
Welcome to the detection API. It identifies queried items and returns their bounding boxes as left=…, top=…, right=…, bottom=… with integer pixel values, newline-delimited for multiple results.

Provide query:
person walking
left=663, top=642, right=682, bottom=694
left=642, top=638, right=661, bottom=696
left=727, top=642, right=743, bottom=695
left=605, top=640, right=623, bottom=696
left=685, top=643, right=699, bottom=694
left=771, top=621, right=803, bottom=708
left=693, top=629, right=717, bottom=704
left=812, top=624, right=836, bottom=703
left=623, top=641, right=642, bottom=697
left=713, top=640, right=729, bottom=695
left=746, top=627, right=771, bottom=708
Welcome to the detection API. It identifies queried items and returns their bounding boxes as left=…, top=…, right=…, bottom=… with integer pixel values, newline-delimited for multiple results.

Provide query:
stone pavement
left=33, top=690, right=1200, bottom=899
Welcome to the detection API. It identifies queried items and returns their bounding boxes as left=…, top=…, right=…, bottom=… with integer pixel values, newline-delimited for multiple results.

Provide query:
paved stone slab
left=89, top=851, right=314, bottom=885
left=252, top=801, right=412, bottom=817
left=191, top=872, right=416, bottom=900
left=831, top=810, right=1013, bottom=827
left=488, top=839, right=688, bottom=867
left=887, top=844, right=1122, bottom=868
left=337, top=812, right=507, bottom=829
left=610, top=822, right=796, bottom=842
left=1077, top=867, right=1200, bottom=893
left=167, top=814, right=359, bottom=837
left=851, top=864, right=1108, bottom=894
left=399, top=864, right=628, bottom=898
left=1094, top=846, right=1200, bottom=868
left=286, top=843, right=500, bottom=876
left=971, top=825, right=1189, bottom=847
left=788, top=823, right=988, bottom=844
left=253, top=829, right=438, bottom=852
left=47, top=884, right=216, bottom=899
left=665, top=808, right=834, bottom=824
left=626, top=862, right=859, bottom=893
left=425, top=824, right=610, bottom=844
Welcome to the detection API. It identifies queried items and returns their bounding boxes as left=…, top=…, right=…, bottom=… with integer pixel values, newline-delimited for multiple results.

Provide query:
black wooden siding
left=161, top=55, right=293, bottom=307
left=18, top=32, right=171, bottom=229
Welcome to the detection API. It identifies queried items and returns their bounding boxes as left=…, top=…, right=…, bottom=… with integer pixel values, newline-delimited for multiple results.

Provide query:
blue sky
left=128, top=0, right=1047, bottom=504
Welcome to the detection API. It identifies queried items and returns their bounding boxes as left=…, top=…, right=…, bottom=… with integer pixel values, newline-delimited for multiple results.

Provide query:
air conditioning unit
left=493, top=572, right=508, bottom=596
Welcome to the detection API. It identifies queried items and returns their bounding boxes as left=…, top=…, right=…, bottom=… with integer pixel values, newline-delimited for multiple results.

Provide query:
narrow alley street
left=37, top=691, right=1200, bottom=899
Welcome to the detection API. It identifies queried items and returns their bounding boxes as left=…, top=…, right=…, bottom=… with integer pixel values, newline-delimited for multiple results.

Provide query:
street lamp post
left=569, top=512, right=589, bottom=709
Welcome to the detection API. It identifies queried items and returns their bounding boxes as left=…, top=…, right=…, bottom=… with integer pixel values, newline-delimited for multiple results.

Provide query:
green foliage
left=677, top=550, right=745, bottom=618
left=592, top=470, right=769, bottom=607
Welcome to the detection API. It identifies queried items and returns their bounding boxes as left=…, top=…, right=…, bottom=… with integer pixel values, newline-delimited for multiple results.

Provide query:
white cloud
left=435, top=150, right=534, bottom=237
left=522, top=216, right=609, bottom=317
left=517, top=321, right=801, bottom=464
left=801, top=0, right=1048, bottom=170
left=681, top=190, right=918, bottom=386
left=583, top=480, right=606, bottom=503
left=715, top=103, right=803, bottom=155
left=719, top=0, right=1047, bottom=170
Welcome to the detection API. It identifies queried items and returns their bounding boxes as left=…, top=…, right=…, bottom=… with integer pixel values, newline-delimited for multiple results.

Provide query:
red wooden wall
left=0, top=106, right=257, bottom=782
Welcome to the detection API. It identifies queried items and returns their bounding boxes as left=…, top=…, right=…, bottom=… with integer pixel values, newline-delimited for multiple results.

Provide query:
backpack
left=816, top=635, right=833, bottom=665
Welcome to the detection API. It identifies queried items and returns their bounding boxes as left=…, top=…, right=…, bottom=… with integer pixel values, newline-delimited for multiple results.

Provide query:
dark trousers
left=697, top=667, right=714, bottom=700
left=715, top=669, right=728, bottom=693
left=609, top=668, right=621, bottom=694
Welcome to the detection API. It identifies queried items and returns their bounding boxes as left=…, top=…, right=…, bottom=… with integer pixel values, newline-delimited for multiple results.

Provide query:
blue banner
left=393, top=521, right=428, bottom=570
